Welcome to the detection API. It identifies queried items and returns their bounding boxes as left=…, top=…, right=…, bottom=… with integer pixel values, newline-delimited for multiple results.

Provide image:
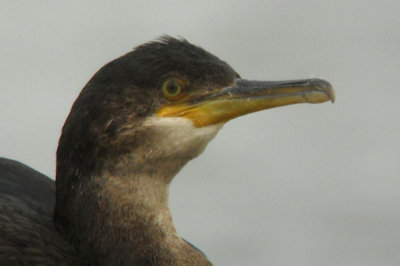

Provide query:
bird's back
left=0, top=158, right=77, bottom=265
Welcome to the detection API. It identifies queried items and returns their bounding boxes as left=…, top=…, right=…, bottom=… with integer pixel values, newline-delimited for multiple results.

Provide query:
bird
left=0, top=36, right=334, bottom=265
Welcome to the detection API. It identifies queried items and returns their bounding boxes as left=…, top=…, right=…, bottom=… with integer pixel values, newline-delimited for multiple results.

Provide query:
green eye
left=162, top=79, right=182, bottom=99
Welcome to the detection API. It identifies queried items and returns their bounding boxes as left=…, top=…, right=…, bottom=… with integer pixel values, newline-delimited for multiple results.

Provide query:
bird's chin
left=141, top=116, right=223, bottom=160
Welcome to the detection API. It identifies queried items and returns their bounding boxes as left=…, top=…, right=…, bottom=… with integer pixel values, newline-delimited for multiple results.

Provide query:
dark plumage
left=0, top=158, right=76, bottom=265
left=0, top=36, right=334, bottom=265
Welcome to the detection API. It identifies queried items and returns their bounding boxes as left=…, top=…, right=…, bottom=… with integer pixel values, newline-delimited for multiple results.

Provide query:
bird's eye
left=162, top=79, right=182, bottom=99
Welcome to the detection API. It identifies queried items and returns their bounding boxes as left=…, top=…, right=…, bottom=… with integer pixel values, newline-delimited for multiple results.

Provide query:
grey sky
left=1, top=1, right=400, bottom=265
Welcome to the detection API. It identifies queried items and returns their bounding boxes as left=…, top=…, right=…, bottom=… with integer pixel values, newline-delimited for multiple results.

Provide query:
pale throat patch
left=142, top=116, right=223, bottom=159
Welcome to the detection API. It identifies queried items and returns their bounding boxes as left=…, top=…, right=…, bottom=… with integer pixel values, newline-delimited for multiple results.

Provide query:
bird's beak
left=157, top=78, right=335, bottom=127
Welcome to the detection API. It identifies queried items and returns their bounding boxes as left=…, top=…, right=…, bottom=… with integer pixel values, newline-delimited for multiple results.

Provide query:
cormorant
left=0, top=36, right=334, bottom=265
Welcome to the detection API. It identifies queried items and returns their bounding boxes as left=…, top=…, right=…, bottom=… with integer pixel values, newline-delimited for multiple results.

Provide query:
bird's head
left=56, top=35, right=334, bottom=190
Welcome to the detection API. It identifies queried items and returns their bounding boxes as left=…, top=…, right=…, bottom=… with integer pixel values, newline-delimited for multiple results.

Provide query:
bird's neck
left=55, top=117, right=221, bottom=265
left=56, top=162, right=211, bottom=265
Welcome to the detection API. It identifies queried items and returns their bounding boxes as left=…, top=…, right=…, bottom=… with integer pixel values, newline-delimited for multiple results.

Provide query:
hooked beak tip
left=308, top=79, right=335, bottom=103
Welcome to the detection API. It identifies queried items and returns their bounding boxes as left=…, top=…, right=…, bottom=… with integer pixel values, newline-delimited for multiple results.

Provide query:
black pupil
left=167, top=82, right=179, bottom=94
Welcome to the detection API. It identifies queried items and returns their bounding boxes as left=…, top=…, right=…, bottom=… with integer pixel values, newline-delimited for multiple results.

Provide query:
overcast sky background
left=1, top=1, right=400, bottom=265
